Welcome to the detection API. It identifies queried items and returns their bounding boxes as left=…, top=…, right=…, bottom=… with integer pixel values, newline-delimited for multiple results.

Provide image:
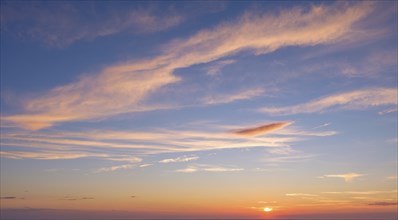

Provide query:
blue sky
left=0, top=1, right=397, bottom=219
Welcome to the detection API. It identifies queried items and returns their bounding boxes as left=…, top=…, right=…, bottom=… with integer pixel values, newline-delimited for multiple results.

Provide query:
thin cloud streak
left=320, top=173, right=365, bottom=182
left=259, top=88, right=397, bottom=115
left=176, top=164, right=243, bottom=173
left=202, top=88, right=264, bottom=105
left=205, top=59, right=236, bottom=76
left=159, top=156, right=199, bottom=163
left=2, top=1, right=375, bottom=129
left=1, top=2, right=184, bottom=47
left=0, top=123, right=336, bottom=160
left=368, top=202, right=398, bottom=206
left=95, top=164, right=134, bottom=173
left=232, top=121, right=292, bottom=136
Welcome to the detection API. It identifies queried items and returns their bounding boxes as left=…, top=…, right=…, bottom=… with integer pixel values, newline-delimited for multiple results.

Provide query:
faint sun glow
left=264, top=207, right=273, bottom=212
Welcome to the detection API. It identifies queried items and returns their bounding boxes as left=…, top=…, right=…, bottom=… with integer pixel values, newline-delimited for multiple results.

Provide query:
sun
left=264, top=207, right=273, bottom=212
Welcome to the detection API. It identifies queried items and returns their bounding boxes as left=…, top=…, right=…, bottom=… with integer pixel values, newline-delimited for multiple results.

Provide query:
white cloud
left=176, top=164, right=243, bottom=173
left=259, top=88, right=397, bottom=115
left=319, top=173, right=365, bottom=182
left=139, top=164, right=153, bottom=168
left=286, top=193, right=318, bottom=197
left=159, top=156, right=199, bottom=163
left=95, top=164, right=134, bottom=173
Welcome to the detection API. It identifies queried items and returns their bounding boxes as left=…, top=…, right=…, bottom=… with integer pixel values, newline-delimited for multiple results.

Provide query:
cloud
left=378, top=107, right=398, bottom=115
left=0, top=151, right=108, bottom=160
left=159, top=156, right=199, bottom=163
left=322, top=190, right=396, bottom=195
left=95, top=164, right=134, bottom=173
left=368, top=202, right=398, bottom=206
left=176, top=164, right=243, bottom=173
left=106, top=156, right=142, bottom=163
left=259, top=88, right=397, bottom=115
left=0, top=196, right=17, bottom=200
left=1, top=2, right=184, bottom=47
left=2, top=1, right=375, bottom=129
left=320, top=173, right=365, bottom=182
left=386, top=175, right=398, bottom=180
left=202, top=88, right=264, bottom=105
left=60, top=196, right=94, bottom=201
left=286, top=193, right=318, bottom=197
left=205, top=59, right=236, bottom=76
left=0, top=122, right=333, bottom=161
left=139, top=164, right=153, bottom=168
left=232, top=121, right=292, bottom=136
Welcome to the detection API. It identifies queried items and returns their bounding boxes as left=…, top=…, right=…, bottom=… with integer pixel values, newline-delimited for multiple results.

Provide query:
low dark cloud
left=60, top=196, right=94, bottom=201
left=232, top=121, right=292, bottom=136
left=368, top=202, right=398, bottom=206
left=1, top=196, right=16, bottom=199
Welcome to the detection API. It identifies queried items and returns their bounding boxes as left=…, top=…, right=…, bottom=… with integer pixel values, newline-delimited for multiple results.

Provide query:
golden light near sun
left=264, top=207, right=273, bottom=212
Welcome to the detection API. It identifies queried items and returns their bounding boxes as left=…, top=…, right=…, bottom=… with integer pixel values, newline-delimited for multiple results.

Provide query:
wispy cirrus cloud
left=159, top=156, right=199, bottom=163
left=0, top=151, right=108, bottom=160
left=1, top=2, right=184, bottom=47
left=0, top=122, right=335, bottom=162
left=95, top=164, right=135, bottom=173
left=232, top=121, right=292, bottom=136
left=2, top=1, right=375, bottom=130
left=286, top=193, right=318, bottom=197
left=202, top=88, right=264, bottom=105
left=176, top=164, right=243, bottom=173
left=205, top=59, right=236, bottom=76
left=319, top=173, right=365, bottom=182
left=259, top=88, right=397, bottom=115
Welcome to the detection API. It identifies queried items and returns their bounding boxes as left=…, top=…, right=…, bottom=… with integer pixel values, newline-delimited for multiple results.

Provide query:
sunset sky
left=0, top=1, right=397, bottom=219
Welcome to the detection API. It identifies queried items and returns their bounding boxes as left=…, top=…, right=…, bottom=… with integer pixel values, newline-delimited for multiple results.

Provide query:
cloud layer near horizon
left=2, top=1, right=374, bottom=130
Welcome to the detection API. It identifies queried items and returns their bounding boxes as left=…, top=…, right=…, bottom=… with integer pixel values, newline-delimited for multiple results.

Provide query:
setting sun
left=264, top=207, right=273, bottom=212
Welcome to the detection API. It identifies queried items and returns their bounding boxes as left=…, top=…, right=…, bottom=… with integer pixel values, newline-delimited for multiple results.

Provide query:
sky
left=0, top=1, right=397, bottom=219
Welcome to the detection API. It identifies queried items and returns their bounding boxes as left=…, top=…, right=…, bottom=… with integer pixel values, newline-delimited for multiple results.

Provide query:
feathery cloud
left=176, top=164, right=243, bottom=173
left=2, top=1, right=375, bottom=129
left=232, top=121, right=292, bottom=136
left=1, top=2, right=184, bottom=47
left=159, top=156, right=199, bottom=163
left=0, top=151, right=108, bottom=160
left=95, top=164, right=134, bottom=173
left=0, top=122, right=335, bottom=160
left=286, top=193, right=318, bottom=197
left=260, top=88, right=397, bottom=115
left=202, top=88, right=264, bottom=105
left=205, top=59, right=236, bottom=76
left=320, top=173, right=365, bottom=182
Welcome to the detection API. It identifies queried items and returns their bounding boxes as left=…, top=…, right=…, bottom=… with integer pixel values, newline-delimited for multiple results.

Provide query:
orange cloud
left=232, top=122, right=292, bottom=136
